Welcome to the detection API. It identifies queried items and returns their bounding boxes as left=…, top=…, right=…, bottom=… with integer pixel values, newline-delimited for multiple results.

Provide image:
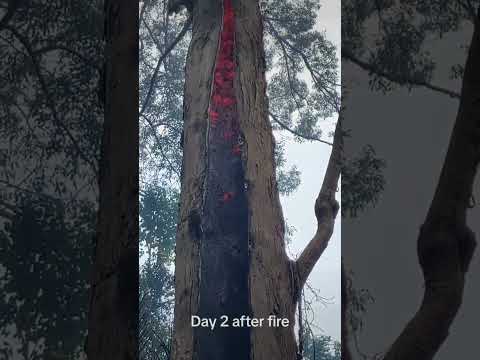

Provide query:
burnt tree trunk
left=172, top=0, right=339, bottom=359
left=86, top=1, right=139, bottom=359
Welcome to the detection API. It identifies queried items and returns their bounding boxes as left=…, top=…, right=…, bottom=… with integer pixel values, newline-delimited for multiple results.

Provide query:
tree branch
left=140, top=14, right=192, bottom=116
left=140, top=113, right=181, bottom=178
left=4, top=25, right=98, bottom=176
left=266, top=19, right=307, bottom=111
left=295, top=116, right=342, bottom=291
left=342, top=48, right=461, bottom=99
left=269, top=111, right=333, bottom=145
left=266, top=20, right=340, bottom=113
left=142, top=15, right=162, bottom=51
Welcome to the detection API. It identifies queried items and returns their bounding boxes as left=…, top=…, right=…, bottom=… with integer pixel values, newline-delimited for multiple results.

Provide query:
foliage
left=341, top=0, right=479, bottom=222
left=139, top=0, right=188, bottom=185
left=303, top=332, right=341, bottom=360
left=140, top=186, right=178, bottom=259
left=342, top=0, right=478, bottom=94
left=341, top=145, right=385, bottom=218
left=0, top=0, right=103, bottom=358
left=264, top=0, right=340, bottom=137
left=0, top=196, right=95, bottom=359
left=139, top=185, right=178, bottom=360
left=274, top=139, right=302, bottom=196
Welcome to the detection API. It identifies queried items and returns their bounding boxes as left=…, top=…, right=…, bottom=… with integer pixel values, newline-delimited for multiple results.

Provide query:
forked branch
left=295, top=116, right=342, bottom=291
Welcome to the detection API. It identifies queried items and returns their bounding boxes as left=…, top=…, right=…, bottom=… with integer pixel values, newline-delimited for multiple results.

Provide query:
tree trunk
left=172, top=0, right=339, bottom=359
left=341, top=262, right=352, bottom=360
left=86, top=1, right=139, bottom=359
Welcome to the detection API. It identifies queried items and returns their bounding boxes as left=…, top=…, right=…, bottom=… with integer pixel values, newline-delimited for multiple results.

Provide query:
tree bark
left=341, top=262, right=352, bottom=360
left=86, top=1, right=139, bottom=359
left=172, top=0, right=339, bottom=359
left=295, top=119, right=341, bottom=291
left=381, top=10, right=480, bottom=360
left=171, top=0, right=221, bottom=357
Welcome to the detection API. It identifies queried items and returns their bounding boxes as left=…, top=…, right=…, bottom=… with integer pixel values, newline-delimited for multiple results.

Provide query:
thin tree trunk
left=86, top=1, right=139, bottom=359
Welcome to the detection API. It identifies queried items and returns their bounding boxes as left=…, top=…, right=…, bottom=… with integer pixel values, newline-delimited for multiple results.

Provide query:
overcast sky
left=279, top=0, right=341, bottom=341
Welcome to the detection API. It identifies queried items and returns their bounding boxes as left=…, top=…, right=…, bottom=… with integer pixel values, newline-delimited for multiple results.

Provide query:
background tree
left=86, top=0, right=139, bottom=359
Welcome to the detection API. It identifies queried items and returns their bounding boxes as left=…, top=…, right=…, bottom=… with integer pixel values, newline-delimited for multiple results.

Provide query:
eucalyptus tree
left=138, top=0, right=341, bottom=358
left=138, top=1, right=341, bottom=358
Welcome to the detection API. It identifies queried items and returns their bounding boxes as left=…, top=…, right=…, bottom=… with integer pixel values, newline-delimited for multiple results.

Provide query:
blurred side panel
left=342, top=1, right=479, bottom=359
left=0, top=1, right=103, bottom=359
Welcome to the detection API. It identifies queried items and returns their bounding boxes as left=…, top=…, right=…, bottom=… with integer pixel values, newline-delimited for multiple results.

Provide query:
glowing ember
left=207, top=0, right=242, bottom=205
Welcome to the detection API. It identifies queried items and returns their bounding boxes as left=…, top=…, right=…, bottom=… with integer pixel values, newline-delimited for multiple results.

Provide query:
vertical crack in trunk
left=194, top=0, right=251, bottom=358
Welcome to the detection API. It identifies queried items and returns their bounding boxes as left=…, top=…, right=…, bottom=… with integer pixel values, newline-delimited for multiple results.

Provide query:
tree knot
left=188, top=208, right=203, bottom=240
left=314, top=194, right=339, bottom=223
left=418, top=222, right=477, bottom=280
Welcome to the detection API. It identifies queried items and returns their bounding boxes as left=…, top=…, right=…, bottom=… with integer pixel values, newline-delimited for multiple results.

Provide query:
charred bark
left=195, top=0, right=250, bottom=358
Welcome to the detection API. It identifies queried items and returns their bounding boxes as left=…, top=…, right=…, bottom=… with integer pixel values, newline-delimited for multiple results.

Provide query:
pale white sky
left=280, top=0, right=340, bottom=341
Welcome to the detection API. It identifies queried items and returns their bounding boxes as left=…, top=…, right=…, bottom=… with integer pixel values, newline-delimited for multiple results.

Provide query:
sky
left=279, top=0, right=341, bottom=341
